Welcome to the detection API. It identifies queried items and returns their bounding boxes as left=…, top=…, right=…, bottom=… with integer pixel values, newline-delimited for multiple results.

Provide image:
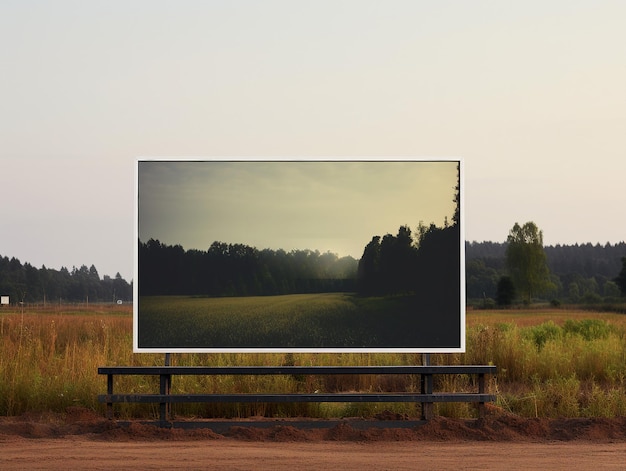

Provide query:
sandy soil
left=1, top=408, right=624, bottom=470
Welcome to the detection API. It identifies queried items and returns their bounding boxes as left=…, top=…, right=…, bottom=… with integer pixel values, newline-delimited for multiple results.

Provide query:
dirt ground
left=1, top=408, right=624, bottom=470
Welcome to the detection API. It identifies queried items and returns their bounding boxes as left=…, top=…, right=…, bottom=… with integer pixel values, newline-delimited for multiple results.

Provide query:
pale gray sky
left=138, top=160, right=459, bottom=259
left=1, top=1, right=625, bottom=281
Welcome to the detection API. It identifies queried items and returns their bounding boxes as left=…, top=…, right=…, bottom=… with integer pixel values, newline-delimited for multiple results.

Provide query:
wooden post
left=478, top=372, right=486, bottom=418
left=160, top=354, right=172, bottom=424
left=421, top=353, right=433, bottom=420
left=106, top=373, right=114, bottom=419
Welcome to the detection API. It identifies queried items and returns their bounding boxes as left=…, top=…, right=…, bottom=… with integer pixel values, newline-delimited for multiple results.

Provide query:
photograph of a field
left=138, top=293, right=461, bottom=350
left=136, top=159, right=463, bottom=352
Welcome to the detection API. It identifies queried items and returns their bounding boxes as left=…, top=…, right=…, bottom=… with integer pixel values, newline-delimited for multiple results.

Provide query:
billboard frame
left=134, top=157, right=466, bottom=354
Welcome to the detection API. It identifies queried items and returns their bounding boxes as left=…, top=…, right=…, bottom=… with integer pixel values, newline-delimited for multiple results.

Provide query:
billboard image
left=135, top=159, right=464, bottom=353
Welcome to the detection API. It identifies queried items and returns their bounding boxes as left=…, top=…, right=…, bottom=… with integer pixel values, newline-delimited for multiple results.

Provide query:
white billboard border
left=133, top=157, right=466, bottom=354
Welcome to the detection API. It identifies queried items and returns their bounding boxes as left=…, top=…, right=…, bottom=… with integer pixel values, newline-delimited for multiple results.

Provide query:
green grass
left=138, top=293, right=460, bottom=349
left=140, top=293, right=361, bottom=348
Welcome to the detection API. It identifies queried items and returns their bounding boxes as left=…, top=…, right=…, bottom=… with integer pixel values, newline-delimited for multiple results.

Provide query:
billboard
left=135, top=158, right=465, bottom=353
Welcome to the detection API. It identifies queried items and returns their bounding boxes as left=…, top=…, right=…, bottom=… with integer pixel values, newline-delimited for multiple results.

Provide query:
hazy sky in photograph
left=1, top=1, right=624, bottom=281
left=138, top=160, right=459, bottom=258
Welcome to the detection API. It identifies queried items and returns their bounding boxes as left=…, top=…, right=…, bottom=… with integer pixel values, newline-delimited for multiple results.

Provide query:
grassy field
left=138, top=293, right=460, bottom=349
left=1, top=298, right=625, bottom=419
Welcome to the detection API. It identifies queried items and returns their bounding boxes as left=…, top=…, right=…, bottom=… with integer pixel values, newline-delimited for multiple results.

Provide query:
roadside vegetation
left=1, top=301, right=624, bottom=420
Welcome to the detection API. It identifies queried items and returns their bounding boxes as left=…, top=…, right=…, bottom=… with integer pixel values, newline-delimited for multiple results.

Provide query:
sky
left=1, top=1, right=625, bottom=282
left=138, top=159, right=459, bottom=259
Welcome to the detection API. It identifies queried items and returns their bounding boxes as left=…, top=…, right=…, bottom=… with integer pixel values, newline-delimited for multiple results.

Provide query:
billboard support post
left=160, top=353, right=172, bottom=424
left=421, top=353, right=433, bottom=420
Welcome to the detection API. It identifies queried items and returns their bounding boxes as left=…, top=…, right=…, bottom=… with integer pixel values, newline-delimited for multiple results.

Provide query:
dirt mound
left=1, top=408, right=625, bottom=443
left=96, top=421, right=224, bottom=441
left=226, top=425, right=310, bottom=442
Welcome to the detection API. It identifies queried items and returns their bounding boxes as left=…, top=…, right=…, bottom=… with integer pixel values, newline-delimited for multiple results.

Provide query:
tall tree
left=452, top=162, right=460, bottom=226
left=357, top=236, right=381, bottom=295
left=505, top=222, right=554, bottom=303
left=615, top=257, right=626, bottom=296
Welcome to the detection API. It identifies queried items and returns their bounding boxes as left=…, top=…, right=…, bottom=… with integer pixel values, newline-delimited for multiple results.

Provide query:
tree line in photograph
left=0, top=256, right=133, bottom=304
left=138, top=217, right=460, bottom=302
left=139, top=239, right=359, bottom=297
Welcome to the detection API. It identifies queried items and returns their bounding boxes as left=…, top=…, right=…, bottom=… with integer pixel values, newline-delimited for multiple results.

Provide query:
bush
left=524, top=321, right=562, bottom=349
left=482, top=297, right=496, bottom=309
left=563, top=318, right=614, bottom=341
left=581, top=292, right=602, bottom=304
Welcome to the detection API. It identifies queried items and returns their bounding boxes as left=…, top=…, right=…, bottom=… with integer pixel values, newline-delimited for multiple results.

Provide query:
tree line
left=139, top=239, right=358, bottom=297
left=0, top=255, right=133, bottom=304
left=357, top=164, right=461, bottom=299
left=356, top=222, right=460, bottom=300
left=138, top=221, right=460, bottom=303
left=467, top=232, right=626, bottom=304
left=4, top=228, right=623, bottom=306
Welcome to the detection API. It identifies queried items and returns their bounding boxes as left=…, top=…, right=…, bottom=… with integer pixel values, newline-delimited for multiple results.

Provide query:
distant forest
left=1, top=238, right=623, bottom=305
left=466, top=241, right=626, bottom=302
left=0, top=256, right=132, bottom=304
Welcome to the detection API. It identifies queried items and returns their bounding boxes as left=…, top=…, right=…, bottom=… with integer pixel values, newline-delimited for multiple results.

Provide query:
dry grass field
left=1, top=299, right=625, bottom=420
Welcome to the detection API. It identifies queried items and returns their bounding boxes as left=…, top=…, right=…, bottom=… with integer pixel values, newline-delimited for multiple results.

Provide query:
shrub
left=524, top=321, right=562, bottom=350
left=563, top=318, right=614, bottom=341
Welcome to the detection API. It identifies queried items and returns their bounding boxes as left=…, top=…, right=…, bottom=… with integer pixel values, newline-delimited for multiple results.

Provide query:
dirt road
left=1, top=411, right=624, bottom=470
left=1, top=438, right=625, bottom=470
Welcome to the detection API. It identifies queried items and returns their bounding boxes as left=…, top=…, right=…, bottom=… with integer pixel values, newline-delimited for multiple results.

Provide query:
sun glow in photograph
left=135, top=159, right=465, bottom=352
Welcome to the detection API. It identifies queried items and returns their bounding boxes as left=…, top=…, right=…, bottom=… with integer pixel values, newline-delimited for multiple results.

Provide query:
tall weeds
left=1, top=306, right=625, bottom=419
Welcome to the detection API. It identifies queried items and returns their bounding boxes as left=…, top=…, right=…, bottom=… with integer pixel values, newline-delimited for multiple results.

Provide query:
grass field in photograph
left=138, top=293, right=461, bottom=349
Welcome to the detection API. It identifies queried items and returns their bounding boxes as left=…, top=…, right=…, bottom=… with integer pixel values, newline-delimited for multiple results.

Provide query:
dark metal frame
left=98, top=364, right=497, bottom=425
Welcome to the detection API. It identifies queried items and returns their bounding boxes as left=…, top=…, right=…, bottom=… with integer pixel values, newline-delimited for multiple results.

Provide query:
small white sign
left=1, top=296, right=9, bottom=305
